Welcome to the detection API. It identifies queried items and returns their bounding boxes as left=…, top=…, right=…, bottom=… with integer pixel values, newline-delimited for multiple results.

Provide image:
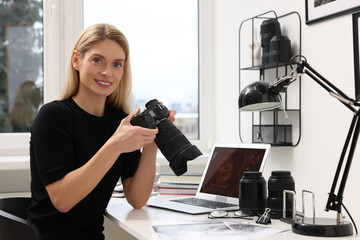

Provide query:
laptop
left=147, top=143, right=271, bottom=214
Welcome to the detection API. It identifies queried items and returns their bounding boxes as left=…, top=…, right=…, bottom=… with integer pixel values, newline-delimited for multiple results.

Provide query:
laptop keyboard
left=170, top=197, right=237, bottom=209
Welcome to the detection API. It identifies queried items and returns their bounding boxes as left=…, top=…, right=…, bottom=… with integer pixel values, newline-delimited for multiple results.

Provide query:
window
left=0, top=0, right=214, bottom=156
left=0, top=1, right=43, bottom=133
left=83, top=0, right=199, bottom=140
left=0, top=0, right=43, bottom=156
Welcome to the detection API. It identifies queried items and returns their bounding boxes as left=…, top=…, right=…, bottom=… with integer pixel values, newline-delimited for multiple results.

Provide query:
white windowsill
left=0, top=156, right=30, bottom=170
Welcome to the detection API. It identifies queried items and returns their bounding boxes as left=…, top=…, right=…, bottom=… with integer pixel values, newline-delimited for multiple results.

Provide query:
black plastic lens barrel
left=267, top=171, right=295, bottom=219
left=239, top=171, right=267, bottom=215
left=260, top=18, right=281, bottom=64
left=131, top=99, right=202, bottom=176
left=155, top=119, right=202, bottom=176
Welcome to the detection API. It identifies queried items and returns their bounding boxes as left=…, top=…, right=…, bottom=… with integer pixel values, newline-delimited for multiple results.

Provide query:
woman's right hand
left=111, top=108, right=159, bottom=154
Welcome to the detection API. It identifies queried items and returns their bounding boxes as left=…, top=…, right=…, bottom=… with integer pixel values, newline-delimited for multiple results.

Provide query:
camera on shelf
left=130, top=99, right=202, bottom=176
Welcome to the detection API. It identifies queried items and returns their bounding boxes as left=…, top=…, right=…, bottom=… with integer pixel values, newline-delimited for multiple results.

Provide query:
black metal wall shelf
left=240, top=62, right=289, bottom=71
left=238, top=10, right=302, bottom=147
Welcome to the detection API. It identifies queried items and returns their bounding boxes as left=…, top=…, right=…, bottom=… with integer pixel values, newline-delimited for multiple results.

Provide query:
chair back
left=0, top=197, right=41, bottom=240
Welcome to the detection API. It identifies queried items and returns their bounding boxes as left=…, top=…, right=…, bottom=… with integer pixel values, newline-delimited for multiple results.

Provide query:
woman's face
left=218, top=157, right=233, bottom=178
left=213, top=157, right=233, bottom=186
left=73, top=39, right=126, bottom=101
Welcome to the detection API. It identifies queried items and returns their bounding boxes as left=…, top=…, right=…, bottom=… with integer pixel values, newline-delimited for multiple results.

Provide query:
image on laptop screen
left=199, top=147, right=266, bottom=198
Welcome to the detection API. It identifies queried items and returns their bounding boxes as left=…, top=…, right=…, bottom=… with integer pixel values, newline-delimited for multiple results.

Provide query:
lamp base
left=292, top=217, right=353, bottom=237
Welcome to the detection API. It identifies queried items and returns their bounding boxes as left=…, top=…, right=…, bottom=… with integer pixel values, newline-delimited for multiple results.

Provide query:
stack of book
left=158, top=173, right=202, bottom=196
left=112, top=181, right=125, bottom=198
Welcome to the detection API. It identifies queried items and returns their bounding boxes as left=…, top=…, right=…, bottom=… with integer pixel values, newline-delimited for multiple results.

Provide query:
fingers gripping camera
left=130, top=99, right=202, bottom=176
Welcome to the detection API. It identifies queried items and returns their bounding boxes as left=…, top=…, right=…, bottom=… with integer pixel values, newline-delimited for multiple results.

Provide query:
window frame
left=0, top=0, right=214, bottom=157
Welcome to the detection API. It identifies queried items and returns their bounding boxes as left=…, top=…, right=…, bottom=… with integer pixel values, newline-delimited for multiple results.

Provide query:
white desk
left=105, top=196, right=359, bottom=240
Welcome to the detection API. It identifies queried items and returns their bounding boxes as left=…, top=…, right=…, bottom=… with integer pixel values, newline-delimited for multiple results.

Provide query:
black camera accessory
left=269, top=35, right=292, bottom=64
left=267, top=170, right=295, bottom=219
left=239, top=171, right=267, bottom=215
left=130, top=99, right=202, bottom=176
left=260, top=18, right=281, bottom=64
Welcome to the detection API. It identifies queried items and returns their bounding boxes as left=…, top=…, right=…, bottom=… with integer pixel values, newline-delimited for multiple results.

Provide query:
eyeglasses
left=208, top=210, right=253, bottom=220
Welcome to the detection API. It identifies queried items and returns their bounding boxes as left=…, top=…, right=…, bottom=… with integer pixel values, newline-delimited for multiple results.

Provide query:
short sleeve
left=31, top=102, right=75, bottom=186
left=120, top=150, right=141, bottom=182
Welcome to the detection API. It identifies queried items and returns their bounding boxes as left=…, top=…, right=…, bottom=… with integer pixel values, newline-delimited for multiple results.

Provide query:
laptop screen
left=199, top=146, right=267, bottom=198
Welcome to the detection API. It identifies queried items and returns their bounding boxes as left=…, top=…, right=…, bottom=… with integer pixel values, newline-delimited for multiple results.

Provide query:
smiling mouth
left=96, top=80, right=112, bottom=86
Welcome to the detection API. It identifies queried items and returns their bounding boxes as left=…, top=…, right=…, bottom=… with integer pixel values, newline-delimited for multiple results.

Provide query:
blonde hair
left=59, top=23, right=132, bottom=113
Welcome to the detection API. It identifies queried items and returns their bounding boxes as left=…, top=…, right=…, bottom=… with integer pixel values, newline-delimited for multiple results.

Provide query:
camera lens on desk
left=267, top=170, right=295, bottom=219
left=239, top=171, right=267, bottom=216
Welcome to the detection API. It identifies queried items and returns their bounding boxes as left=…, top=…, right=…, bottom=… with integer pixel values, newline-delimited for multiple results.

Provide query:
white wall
left=1, top=0, right=359, bottom=229
left=211, top=0, right=360, bottom=223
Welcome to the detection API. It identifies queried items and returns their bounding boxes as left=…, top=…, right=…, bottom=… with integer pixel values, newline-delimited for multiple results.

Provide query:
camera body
left=131, top=99, right=169, bottom=129
left=131, top=99, right=202, bottom=176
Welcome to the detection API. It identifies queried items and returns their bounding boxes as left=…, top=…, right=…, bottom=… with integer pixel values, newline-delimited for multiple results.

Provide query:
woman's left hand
left=159, top=101, right=176, bottom=123
left=168, top=109, right=176, bottom=123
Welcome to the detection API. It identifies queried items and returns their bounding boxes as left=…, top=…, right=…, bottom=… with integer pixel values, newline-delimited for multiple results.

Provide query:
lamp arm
left=325, top=113, right=360, bottom=214
left=329, top=92, right=356, bottom=106
left=294, top=59, right=360, bottom=217
left=297, top=61, right=357, bottom=112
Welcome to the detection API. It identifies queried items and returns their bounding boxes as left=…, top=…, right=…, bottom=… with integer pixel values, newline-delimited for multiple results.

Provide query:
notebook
left=147, top=143, right=271, bottom=214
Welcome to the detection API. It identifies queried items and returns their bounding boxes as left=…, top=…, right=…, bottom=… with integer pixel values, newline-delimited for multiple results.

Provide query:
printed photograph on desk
left=153, top=221, right=285, bottom=240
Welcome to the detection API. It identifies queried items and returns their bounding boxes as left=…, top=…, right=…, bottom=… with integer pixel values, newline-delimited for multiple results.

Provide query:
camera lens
left=267, top=170, right=295, bottom=219
left=131, top=99, right=202, bottom=176
left=260, top=19, right=281, bottom=46
left=155, top=119, right=202, bottom=176
left=239, top=171, right=267, bottom=215
left=260, top=18, right=281, bottom=64
left=269, top=35, right=292, bottom=64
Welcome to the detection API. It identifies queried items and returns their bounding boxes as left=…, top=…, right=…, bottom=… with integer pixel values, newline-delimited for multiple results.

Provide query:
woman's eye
left=93, top=58, right=101, bottom=64
left=114, top=63, right=123, bottom=68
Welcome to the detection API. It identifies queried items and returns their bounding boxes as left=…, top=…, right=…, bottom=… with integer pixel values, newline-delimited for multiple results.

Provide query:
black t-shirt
left=28, top=98, right=141, bottom=240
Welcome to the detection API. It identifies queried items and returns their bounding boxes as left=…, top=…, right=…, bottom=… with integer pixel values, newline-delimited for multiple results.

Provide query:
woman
left=28, top=23, right=175, bottom=240
left=8, top=81, right=42, bottom=132
left=200, top=153, right=237, bottom=197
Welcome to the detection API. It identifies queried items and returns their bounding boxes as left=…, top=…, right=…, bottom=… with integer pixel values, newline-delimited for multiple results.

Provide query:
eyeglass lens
left=234, top=209, right=252, bottom=217
left=209, top=210, right=228, bottom=218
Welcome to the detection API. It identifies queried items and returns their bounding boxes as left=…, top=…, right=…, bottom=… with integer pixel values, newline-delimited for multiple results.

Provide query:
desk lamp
left=238, top=55, right=358, bottom=237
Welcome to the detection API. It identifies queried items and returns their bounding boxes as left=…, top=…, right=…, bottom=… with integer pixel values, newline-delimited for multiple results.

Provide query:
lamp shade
left=238, top=81, right=281, bottom=111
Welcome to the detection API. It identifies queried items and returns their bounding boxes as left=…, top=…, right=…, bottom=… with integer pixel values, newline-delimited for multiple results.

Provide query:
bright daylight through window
left=0, top=0, right=43, bottom=133
left=83, top=0, right=199, bottom=140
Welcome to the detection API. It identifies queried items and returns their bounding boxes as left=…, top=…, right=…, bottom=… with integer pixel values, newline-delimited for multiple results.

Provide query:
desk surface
left=105, top=196, right=359, bottom=240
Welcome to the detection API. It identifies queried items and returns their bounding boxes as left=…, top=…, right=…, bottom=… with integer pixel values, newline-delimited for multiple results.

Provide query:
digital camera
left=131, top=99, right=202, bottom=176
